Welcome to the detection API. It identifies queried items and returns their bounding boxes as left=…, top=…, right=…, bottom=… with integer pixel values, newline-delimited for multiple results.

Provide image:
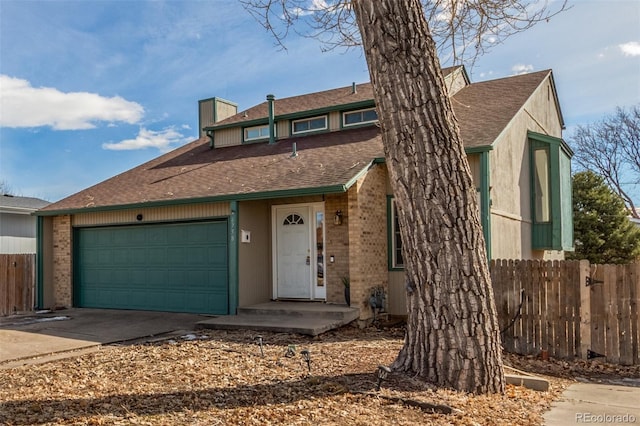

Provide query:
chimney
left=267, top=94, right=276, bottom=145
left=198, top=97, right=238, bottom=138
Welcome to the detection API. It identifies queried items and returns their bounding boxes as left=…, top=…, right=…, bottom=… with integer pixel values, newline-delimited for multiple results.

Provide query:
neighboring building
left=631, top=208, right=640, bottom=228
left=0, top=194, right=50, bottom=254
left=35, top=66, right=573, bottom=318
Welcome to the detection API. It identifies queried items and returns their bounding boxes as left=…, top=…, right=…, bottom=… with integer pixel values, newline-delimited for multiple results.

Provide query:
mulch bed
left=1, top=324, right=634, bottom=425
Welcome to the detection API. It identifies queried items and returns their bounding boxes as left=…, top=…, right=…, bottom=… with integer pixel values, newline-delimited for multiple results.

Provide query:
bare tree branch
left=240, top=0, right=569, bottom=64
left=571, top=105, right=640, bottom=219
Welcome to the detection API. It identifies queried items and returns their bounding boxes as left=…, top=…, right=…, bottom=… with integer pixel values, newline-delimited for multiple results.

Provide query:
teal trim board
left=228, top=201, right=239, bottom=315
left=479, top=150, right=492, bottom=260
left=36, top=216, right=44, bottom=309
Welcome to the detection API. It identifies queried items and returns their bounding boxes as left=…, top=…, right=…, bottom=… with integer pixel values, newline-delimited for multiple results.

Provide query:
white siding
left=0, top=213, right=37, bottom=253
left=0, top=236, right=37, bottom=254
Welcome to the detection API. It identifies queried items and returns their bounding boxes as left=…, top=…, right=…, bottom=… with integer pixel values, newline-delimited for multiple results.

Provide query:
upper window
left=292, top=116, right=327, bottom=134
left=343, top=108, right=378, bottom=127
left=533, top=147, right=551, bottom=223
left=528, top=131, right=574, bottom=251
left=244, top=125, right=272, bottom=142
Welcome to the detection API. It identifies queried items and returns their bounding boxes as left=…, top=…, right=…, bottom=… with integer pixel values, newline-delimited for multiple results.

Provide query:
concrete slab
left=544, top=383, right=640, bottom=425
left=198, top=301, right=360, bottom=336
left=0, top=308, right=206, bottom=366
left=505, top=373, right=550, bottom=392
left=197, top=314, right=350, bottom=336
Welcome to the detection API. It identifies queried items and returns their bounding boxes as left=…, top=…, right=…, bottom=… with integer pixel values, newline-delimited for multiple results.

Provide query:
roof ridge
left=471, top=69, right=551, bottom=86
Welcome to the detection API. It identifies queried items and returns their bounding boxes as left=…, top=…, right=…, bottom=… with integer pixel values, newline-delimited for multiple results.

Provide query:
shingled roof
left=39, top=69, right=557, bottom=214
left=453, top=69, right=558, bottom=148
left=39, top=126, right=384, bottom=214
left=1, top=194, right=49, bottom=213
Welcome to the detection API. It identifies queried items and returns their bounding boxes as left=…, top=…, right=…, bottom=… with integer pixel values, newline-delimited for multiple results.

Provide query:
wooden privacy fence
left=491, top=260, right=640, bottom=365
left=0, top=254, right=35, bottom=316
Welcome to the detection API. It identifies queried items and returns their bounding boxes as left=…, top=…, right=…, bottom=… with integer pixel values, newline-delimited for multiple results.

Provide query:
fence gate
left=585, top=263, right=640, bottom=365
left=0, top=254, right=35, bottom=316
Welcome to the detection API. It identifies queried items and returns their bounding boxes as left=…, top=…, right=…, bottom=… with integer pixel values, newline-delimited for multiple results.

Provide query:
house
left=631, top=209, right=640, bottom=228
left=1, top=194, right=49, bottom=254
left=35, top=66, right=573, bottom=319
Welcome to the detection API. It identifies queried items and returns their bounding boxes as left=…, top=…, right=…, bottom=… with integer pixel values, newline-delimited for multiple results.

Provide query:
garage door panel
left=75, top=221, right=229, bottom=314
left=207, top=247, right=227, bottom=266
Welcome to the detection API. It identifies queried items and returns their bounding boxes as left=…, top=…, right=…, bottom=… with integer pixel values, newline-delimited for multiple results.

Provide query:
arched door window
left=283, top=214, right=304, bottom=225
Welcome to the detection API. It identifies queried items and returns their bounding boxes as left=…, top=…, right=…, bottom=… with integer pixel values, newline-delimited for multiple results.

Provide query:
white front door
left=274, top=206, right=312, bottom=299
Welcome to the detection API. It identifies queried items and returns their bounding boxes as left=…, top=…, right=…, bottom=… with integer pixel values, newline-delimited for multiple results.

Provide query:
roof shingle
left=39, top=69, right=555, bottom=214
left=39, top=127, right=383, bottom=213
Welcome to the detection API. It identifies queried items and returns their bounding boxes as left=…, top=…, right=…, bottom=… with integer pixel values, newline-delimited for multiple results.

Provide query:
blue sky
left=1, top=0, right=639, bottom=203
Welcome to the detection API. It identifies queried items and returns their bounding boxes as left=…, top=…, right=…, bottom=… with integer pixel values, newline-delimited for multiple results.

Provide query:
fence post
left=578, top=260, right=591, bottom=360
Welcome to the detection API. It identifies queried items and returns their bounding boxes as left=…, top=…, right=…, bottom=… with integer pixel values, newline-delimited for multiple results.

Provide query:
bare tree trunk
left=352, top=0, right=504, bottom=394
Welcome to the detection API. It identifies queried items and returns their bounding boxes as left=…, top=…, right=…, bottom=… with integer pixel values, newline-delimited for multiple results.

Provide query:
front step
left=238, top=302, right=359, bottom=320
left=197, top=302, right=360, bottom=336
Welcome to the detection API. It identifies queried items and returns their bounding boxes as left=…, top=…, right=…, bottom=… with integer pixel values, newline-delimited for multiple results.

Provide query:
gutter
left=33, top=184, right=353, bottom=217
left=1, top=207, right=42, bottom=215
left=203, top=99, right=376, bottom=132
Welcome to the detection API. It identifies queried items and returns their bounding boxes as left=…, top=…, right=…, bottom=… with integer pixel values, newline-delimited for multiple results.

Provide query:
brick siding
left=52, top=215, right=72, bottom=307
left=324, top=193, right=349, bottom=304
left=347, top=164, right=389, bottom=320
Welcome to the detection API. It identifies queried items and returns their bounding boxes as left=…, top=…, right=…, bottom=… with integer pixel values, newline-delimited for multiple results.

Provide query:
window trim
left=532, top=146, right=552, bottom=224
left=342, top=107, right=378, bottom=128
left=528, top=131, right=574, bottom=251
left=387, top=197, right=404, bottom=270
left=291, top=115, right=328, bottom=135
left=243, top=124, right=273, bottom=142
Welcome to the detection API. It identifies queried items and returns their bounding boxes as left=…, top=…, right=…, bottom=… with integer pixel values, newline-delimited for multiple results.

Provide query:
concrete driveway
left=0, top=308, right=207, bottom=368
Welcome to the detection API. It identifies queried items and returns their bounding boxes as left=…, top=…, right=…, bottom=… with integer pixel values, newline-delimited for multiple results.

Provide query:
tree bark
left=352, top=0, right=504, bottom=394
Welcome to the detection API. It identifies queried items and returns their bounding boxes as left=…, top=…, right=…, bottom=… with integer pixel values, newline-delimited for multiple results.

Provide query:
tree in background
left=570, top=105, right=640, bottom=219
left=568, top=171, right=640, bottom=264
left=242, top=0, right=566, bottom=394
left=0, top=180, right=14, bottom=195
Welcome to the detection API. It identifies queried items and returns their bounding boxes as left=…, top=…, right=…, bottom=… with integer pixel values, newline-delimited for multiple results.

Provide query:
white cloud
left=102, top=126, right=192, bottom=152
left=0, top=75, right=143, bottom=130
left=511, top=64, right=534, bottom=75
left=619, top=41, right=640, bottom=57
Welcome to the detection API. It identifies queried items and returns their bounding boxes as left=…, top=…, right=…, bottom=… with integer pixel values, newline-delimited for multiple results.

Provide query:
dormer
left=200, top=65, right=469, bottom=149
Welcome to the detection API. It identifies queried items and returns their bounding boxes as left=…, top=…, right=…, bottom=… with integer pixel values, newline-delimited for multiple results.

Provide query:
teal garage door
left=74, top=221, right=228, bottom=314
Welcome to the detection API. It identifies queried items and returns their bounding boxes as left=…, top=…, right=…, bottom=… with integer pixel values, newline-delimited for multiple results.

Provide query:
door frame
left=271, top=202, right=325, bottom=300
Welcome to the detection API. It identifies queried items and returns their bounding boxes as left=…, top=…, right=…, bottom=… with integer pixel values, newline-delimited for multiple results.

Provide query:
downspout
left=206, top=130, right=214, bottom=149
left=267, top=94, right=276, bottom=145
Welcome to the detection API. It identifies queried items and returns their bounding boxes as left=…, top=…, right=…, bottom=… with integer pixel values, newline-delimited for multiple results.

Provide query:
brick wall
left=325, top=193, right=349, bottom=304
left=347, top=164, right=389, bottom=320
left=52, top=215, right=72, bottom=308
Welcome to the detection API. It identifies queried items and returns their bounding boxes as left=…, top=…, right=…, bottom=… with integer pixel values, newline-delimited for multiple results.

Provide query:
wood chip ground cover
left=0, top=326, right=582, bottom=425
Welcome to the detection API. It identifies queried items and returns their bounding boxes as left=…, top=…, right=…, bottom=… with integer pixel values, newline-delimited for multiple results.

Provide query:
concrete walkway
left=544, top=382, right=640, bottom=425
left=0, top=308, right=205, bottom=368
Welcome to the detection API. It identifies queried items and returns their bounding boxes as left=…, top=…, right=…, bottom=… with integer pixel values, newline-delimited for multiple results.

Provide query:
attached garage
left=74, top=220, right=229, bottom=314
